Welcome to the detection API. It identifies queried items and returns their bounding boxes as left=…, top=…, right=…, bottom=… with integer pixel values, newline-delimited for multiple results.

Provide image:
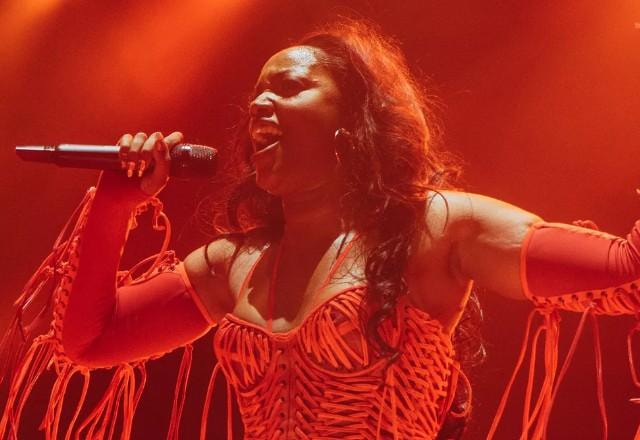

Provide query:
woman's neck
left=280, top=180, right=344, bottom=245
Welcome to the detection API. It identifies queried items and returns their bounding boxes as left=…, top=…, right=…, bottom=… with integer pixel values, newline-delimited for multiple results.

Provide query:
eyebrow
left=253, top=69, right=302, bottom=94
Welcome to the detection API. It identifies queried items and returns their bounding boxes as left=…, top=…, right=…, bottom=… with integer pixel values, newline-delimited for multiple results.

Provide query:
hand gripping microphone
left=15, top=144, right=217, bottom=178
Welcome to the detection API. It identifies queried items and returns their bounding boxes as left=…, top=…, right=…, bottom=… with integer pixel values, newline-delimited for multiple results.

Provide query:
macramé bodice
left=214, top=286, right=456, bottom=439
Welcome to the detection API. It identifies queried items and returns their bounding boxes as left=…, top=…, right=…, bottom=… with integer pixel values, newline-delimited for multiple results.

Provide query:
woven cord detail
left=0, top=188, right=201, bottom=440
left=627, top=315, right=640, bottom=437
left=215, top=289, right=455, bottom=439
left=527, top=284, right=640, bottom=316
left=487, top=305, right=611, bottom=440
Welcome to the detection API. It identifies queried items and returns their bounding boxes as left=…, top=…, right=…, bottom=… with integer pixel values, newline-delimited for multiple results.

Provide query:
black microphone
left=15, top=144, right=217, bottom=178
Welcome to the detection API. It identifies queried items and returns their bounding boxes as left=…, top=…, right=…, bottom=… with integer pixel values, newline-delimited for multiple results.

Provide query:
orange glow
left=1, top=0, right=253, bottom=121
left=0, top=0, right=63, bottom=59
left=2, top=2, right=639, bottom=438
left=92, top=0, right=253, bottom=112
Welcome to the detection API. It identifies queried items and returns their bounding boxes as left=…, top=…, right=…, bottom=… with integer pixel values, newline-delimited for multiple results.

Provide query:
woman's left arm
left=451, top=191, right=640, bottom=313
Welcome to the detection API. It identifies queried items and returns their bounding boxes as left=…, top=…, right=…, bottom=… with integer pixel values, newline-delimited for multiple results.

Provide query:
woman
left=2, top=19, right=638, bottom=439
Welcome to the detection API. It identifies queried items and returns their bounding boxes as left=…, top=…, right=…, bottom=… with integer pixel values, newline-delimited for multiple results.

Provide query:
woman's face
left=249, top=45, right=343, bottom=196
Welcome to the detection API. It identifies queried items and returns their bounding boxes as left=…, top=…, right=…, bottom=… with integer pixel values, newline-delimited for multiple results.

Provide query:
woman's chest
left=224, top=232, right=467, bottom=334
left=214, top=287, right=453, bottom=387
left=226, top=238, right=366, bottom=332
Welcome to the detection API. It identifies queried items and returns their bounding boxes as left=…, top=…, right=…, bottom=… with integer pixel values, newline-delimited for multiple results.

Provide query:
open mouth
left=251, top=125, right=282, bottom=152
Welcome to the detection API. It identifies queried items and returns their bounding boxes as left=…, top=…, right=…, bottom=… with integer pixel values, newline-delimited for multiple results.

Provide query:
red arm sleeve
left=61, top=172, right=213, bottom=368
left=521, top=220, right=640, bottom=314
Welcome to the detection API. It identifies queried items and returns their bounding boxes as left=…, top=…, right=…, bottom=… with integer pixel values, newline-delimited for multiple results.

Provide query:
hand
left=117, top=131, right=184, bottom=197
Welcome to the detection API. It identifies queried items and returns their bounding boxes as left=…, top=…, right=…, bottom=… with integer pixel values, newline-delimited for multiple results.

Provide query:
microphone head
left=169, top=144, right=217, bottom=178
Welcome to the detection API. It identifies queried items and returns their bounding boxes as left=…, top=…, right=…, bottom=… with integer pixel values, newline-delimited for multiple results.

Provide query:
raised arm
left=61, top=132, right=229, bottom=368
left=449, top=190, right=640, bottom=313
left=440, top=191, right=540, bottom=300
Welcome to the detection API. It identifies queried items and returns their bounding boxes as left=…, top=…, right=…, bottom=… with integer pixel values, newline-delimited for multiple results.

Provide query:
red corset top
left=213, top=285, right=456, bottom=439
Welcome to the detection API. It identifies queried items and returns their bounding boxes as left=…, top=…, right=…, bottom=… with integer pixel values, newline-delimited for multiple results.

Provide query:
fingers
left=118, top=132, right=147, bottom=177
left=149, top=132, right=183, bottom=179
left=150, top=133, right=170, bottom=179
left=164, top=131, right=184, bottom=149
left=116, top=130, right=183, bottom=181
left=141, top=135, right=173, bottom=196
left=117, top=133, right=133, bottom=148
left=117, top=131, right=164, bottom=177
left=138, top=132, right=164, bottom=177
left=117, top=133, right=133, bottom=169
left=129, top=132, right=148, bottom=162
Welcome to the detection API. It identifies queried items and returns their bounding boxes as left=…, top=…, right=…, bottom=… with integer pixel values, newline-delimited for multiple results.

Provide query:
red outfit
left=213, top=233, right=457, bottom=439
left=1, top=174, right=639, bottom=439
left=215, top=287, right=455, bottom=439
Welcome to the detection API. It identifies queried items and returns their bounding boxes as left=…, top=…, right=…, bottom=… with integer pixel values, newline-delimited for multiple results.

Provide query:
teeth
left=252, top=125, right=282, bottom=146
left=253, top=127, right=282, bottom=137
left=255, top=126, right=281, bottom=135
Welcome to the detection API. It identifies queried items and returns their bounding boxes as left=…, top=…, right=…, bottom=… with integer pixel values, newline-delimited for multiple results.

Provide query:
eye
left=278, top=78, right=305, bottom=96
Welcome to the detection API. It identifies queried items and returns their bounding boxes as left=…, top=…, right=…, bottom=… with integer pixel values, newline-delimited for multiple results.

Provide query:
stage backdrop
left=1, top=1, right=639, bottom=438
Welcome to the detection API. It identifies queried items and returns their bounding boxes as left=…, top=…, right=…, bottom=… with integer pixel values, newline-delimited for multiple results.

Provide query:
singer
left=2, top=19, right=639, bottom=439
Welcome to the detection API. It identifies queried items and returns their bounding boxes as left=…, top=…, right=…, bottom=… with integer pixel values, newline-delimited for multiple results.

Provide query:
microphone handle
left=55, top=145, right=122, bottom=171
left=15, top=144, right=217, bottom=178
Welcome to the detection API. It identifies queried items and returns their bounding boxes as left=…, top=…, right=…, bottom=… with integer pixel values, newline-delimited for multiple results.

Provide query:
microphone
left=15, top=144, right=217, bottom=178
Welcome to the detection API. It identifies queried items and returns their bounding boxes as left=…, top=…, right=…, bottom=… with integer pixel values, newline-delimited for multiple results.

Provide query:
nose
left=249, top=92, right=276, bottom=118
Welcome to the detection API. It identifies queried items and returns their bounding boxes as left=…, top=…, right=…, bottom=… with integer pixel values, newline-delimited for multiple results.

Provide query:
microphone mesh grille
left=169, top=144, right=217, bottom=178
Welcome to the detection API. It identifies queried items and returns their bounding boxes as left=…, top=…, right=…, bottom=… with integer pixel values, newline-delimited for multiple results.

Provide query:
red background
left=1, top=1, right=639, bottom=438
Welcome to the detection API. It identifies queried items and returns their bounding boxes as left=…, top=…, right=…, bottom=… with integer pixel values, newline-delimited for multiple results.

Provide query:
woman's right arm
left=61, top=131, right=229, bottom=368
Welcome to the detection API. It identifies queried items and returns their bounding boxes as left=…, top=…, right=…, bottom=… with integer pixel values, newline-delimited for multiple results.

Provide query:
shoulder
left=183, top=232, right=266, bottom=322
left=417, top=189, right=542, bottom=278
left=423, top=189, right=471, bottom=232
left=409, top=190, right=474, bottom=280
left=419, top=190, right=474, bottom=248
left=184, top=234, right=242, bottom=281
left=420, top=189, right=543, bottom=299
left=422, top=189, right=542, bottom=241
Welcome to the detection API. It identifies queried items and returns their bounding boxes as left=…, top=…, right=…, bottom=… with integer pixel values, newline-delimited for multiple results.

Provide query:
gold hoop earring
left=334, top=128, right=353, bottom=168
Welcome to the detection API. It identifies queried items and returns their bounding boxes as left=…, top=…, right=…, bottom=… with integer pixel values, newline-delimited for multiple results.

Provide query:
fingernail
left=127, top=162, right=135, bottom=178
left=138, top=160, right=146, bottom=177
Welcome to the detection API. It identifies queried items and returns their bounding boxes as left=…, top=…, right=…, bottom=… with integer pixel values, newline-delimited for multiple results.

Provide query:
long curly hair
left=201, top=18, right=485, bottom=437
